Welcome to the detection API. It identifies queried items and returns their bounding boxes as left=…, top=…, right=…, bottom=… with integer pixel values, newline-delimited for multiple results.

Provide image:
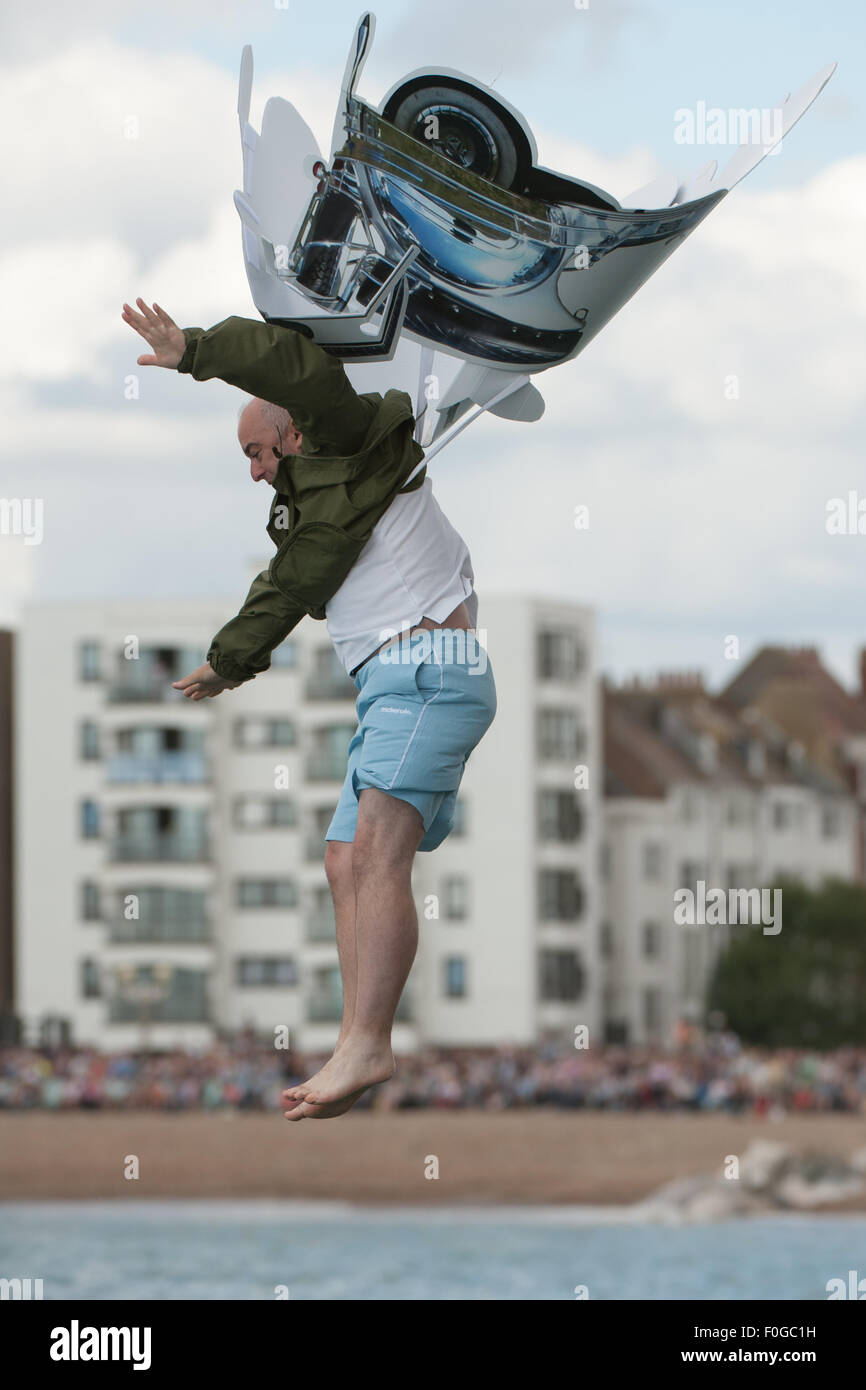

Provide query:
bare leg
left=325, top=839, right=358, bottom=1047
left=282, top=840, right=356, bottom=1113
left=284, top=788, right=424, bottom=1120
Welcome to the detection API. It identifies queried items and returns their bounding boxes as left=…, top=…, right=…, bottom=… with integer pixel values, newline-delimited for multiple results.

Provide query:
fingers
left=135, top=296, right=161, bottom=328
left=121, top=303, right=153, bottom=340
left=121, top=300, right=169, bottom=345
left=152, top=302, right=177, bottom=329
left=176, top=684, right=222, bottom=702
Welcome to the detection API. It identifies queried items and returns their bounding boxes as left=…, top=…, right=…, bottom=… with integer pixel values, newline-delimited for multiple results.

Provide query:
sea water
left=1, top=1201, right=864, bottom=1300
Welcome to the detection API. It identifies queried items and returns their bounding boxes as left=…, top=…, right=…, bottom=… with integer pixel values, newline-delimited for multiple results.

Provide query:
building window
left=306, top=724, right=355, bottom=780
left=680, top=860, right=704, bottom=888
left=642, top=921, right=661, bottom=958
left=443, top=957, right=467, bottom=998
left=308, top=964, right=343, bottom=1022
left=537, top=789, right=583, bottom=842
left=236, top=879, right=298, bottom=909
left=536, top=707, right=585, bottom=760
left=236, top=958, right=298, bottom=987
left=821, top=806, right=842, bottom=838
left=80, top=800, right=101, bottom=839
left=539, top=949, right=583, bottom=1001
left=443, top=876, right=469, bottom=920
left=79, top=641, right=101, bottom=682
left=306, top=886, right=336, bottom=942
left=108, top=967, right=209, bottom=1025
left=270, top=640, right=298, bottom=669
left=643, top=986, right=663, bottom=1036
left=79, top=720, right=101, bottom=760
left=233, top=797, right=298, bottom=829
left=81, top=958, right=101, bottom=999
left=234, top=718, right=297, bottom=748
left=110, top=887, right=209, bottom=944
left=538, top=870, right=583, bottom=921
left=537, top=629, right=584, bottom=682
left=642, top=842, right=663, bottom=880
left=81, top=881, right=101, bottom=920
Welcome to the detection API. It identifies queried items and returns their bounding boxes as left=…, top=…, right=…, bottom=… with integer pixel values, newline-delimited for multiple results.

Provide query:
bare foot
left=283, top=1062, right=332, bottom=1104
left=299, top=1037, right=395, bottom=1107
left=282, top=1037, right=348, bottom=1103
left=283, top=1087, right=367, bottom=1122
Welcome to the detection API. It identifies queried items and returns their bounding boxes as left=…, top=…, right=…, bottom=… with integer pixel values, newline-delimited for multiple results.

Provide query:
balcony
left=109, top=916, right=212, bottom=944
left=108, top=676, right=187, bottom=704
left=106, top=752, right=209, bottom=785
left=110, top=833, right=211, bottom=863
left=109, top=995, right=210, bottom=1024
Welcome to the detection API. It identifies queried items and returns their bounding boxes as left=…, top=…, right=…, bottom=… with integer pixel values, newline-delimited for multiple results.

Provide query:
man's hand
left=173, top=662, right=241, bottom=701
left=121, top=298, right=187, bottom=368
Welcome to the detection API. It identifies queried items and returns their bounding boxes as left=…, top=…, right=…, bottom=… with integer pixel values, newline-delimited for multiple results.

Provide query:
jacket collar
left=273, top=389, right=415, bottom=492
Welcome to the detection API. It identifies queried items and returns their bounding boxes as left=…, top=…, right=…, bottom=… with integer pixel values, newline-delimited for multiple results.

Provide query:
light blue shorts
left=325, top=629, right=497, bottom=851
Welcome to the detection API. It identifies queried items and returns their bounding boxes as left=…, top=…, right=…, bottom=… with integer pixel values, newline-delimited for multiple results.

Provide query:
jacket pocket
left=270, top=522, right=369, bottom=617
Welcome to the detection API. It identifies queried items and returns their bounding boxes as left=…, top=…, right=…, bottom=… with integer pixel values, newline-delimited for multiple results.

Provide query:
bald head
left=238, top=397, right=303, bottom=484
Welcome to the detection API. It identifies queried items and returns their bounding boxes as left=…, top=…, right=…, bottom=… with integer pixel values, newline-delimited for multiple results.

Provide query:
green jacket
left=177, top=316, right=426, bottom=683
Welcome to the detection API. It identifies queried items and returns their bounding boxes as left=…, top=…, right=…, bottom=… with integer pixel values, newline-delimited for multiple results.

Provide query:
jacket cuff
left=177, top=328, right=204, bottom=375
left=207, top=645, right=262, bottom=684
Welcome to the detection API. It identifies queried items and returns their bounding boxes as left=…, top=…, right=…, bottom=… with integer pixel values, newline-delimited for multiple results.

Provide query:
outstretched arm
left=121, top=299, right=312, bottom=693
left=170, top=569, right=308, bottom=699
left=122, top=298, right=373, bottom=455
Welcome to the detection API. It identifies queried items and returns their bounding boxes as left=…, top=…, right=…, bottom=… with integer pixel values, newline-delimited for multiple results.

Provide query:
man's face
left=238, top=403, right=303, bottom=485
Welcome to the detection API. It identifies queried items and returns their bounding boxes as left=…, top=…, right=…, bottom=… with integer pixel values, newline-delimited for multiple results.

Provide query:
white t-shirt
left=325, top=477, right=477, bottom=674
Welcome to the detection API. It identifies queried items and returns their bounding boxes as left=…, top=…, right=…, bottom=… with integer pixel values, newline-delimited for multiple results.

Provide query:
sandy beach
left=2, top=1110, right=865, bottom=1206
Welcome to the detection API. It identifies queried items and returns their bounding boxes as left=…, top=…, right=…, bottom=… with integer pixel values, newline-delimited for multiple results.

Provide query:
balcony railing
left=109, top=997, right=210, bottom=1024
left=110, top=833, right=211, bottom=863
left=107, top=676, right=187, bottom=704
left=109, top=917, right=211, bottom=944
left=106, top=752, right=209, bottom=785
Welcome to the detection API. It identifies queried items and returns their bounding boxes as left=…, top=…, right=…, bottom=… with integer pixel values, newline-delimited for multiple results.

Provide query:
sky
left=0, top=0, right=864, bottom=690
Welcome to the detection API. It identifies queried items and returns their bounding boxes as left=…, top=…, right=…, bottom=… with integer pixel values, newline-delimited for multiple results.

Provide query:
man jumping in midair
left=122, top=297, right=496, bottom=1120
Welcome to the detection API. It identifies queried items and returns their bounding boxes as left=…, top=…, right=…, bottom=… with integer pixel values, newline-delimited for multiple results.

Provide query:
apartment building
left=15, top=595, right=600, bottom=1051
left=601, top=673, right=858, bottom=1045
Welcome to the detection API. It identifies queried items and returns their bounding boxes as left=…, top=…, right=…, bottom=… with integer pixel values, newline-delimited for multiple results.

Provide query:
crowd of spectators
left=2, top=1031, right=865, bottom=1114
